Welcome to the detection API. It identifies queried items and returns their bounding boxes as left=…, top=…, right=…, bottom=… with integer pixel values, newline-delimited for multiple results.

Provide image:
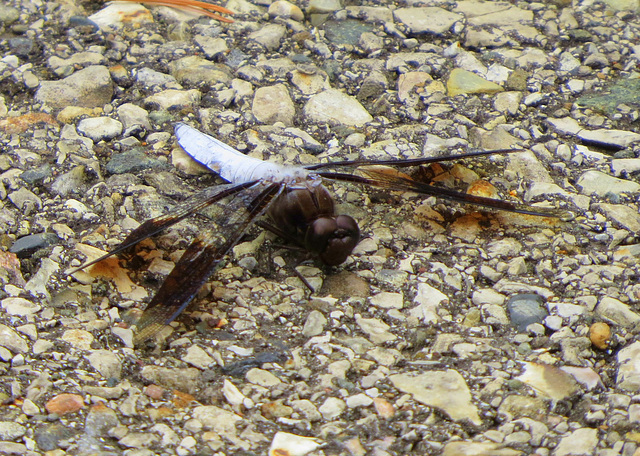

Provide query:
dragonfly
left=72, top=123, right=568, bottom=344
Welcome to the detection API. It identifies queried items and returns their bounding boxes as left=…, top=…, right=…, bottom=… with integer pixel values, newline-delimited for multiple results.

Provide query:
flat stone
left=611, top=158, right=640, bottom=177
left=0, top=297, right=40, bottom=316
left=269, top=432, right=320, bottom=456
left=252, top=84, right=295, bottom=126
left=455, top=1, right=533, bottom=26
left=618, top=341, right=640, bottom=391
left=369, top=291, right=404, bottom=309
left=576, top=170, right=640, bottom=196
left=0, top=324, right=28, bottom=353
left=86, top=349, right=122, bottom=379
left=409, top=282, right=448, bottom=324
left=578, top=128, right=640, bottom=148
left=318, top=397, right=346, bottom=420
left=516, top=362, right=580, bottom=401
left=248, top=23, right=286, bottom=50
left=443, top=441, right=522, bottom=456
left=144, top=89, right=201, bottom=111
left=61, top=329, right=94, bottom=350
left=169, top=56, right=232, bottom=87
left=77, top=116, right=123, bottom=142
left=135, top=67, right=181, bottom=89
left=553, top=428, right=598, bottom=456
left=0, top=422, right=26, bottom=441
left=192, top=405, right=242, bottom=438
left=35, top=65, right=114, bottom=109
left=106, top=149, right=165, bottom=174
left=45, top=393, right=84, bottom=416
left=141, top=366, right=200, bottom=394
left=246, top=368, right=282, bottom=387
left=182, top=345, right=214, bottom=370
left=304, top=88, right=372, bottom=126
left=355, top=315, right=397, bottom=344
left=593, top=203, right=640, bottom=232
left=88, top=2, right=154, bottom=30
left=595, top=296, right=640, bottom=327
left=390, top=370, right=482, bottom=425
left=448, top=68, right=503, bottom=96
left=302, top=310, right=327, bottom=337
left=194, top=35, right=229, bottom=59
left=393, top=7, right=463, bottom=34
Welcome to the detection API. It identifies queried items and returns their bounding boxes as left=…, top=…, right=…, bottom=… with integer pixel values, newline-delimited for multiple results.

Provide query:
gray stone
left=86, top=350, right=122, bottom=379
left=135, top=67, right=181, bottom=89
left=302, top=310, right=327, bottom=337
left=390, top=370, right=481, bottom=425
left=248, top=24, right=286, bottom=51
left=576, top=170, right=640, bottom=196
left=77, top=117, right=123, bottom=142
left=252, top=84, right=295, bottom=126
left=0, top=324, right=28, bottom=354
left=116, top=103, right=151, bottom=134
left=35, top=65, right=113, bottom=109
left=106, top=149, right=164, bottom=174
left=51, top=166, right=88, bottom=197
left=506, top=294, right=548, bottom=332
left=618, top=341, right=640, bottom=391
left=0, top=422, right=25, bottom=441
left=169, top=56, right=232, bottom=87
left=9, top=233, right=59, bottom=258
left=393, top=7, right=463, bottom=34
left=304, top=89, right=372, bottom=126
left=194, top=35, right=229, bottom=59
left=553, top=428, right=598, bottom=456
left=144, top=89, right=201, bottom=111
left=595, top=296, right=640, bottom=327
left=578, top=128, right=640, bottom=148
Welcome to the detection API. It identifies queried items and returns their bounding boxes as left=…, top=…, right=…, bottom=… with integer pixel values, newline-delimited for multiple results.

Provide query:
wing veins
left=69, top=181, right=259, bottom=274
left=133, top=182, right=282, bottom=344
left=318, top=170, right=567, bottom=218
left=305, top=148, right=523, bottom=170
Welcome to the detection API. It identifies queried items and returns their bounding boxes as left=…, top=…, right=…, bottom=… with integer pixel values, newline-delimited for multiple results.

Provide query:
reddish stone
left=45, top=393, right=84, bottom=415
left=144, top=384, right=165, bottom=400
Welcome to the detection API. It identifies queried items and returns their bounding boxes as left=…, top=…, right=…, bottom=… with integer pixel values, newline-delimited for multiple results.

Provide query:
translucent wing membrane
left=318, top=168, right=571, bottom=219
left=304, top=148, right=525, bottom=170
left=72, top=180, right=281, bottom=343
left=68, top=181, right=259, bottom=275
left=133, top=181, right=282, bottom=343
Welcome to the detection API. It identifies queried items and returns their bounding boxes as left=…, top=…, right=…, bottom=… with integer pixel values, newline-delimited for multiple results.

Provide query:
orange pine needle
left=121, top=0, right=234, bottom=23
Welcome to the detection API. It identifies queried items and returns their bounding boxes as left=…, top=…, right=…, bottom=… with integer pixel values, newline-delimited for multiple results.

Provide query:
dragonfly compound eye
left=307, top=215, right=360, bottom=266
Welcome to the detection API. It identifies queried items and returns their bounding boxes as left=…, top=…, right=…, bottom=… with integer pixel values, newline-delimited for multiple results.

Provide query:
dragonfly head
left=306, top=215, right=360, bottom=266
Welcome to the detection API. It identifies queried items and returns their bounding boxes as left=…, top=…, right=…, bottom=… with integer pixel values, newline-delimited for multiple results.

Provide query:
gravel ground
left=2, top=0, right=640, bottom=454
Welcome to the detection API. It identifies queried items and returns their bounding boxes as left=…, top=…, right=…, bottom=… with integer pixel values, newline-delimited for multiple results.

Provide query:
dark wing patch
left=69, top=181, right=259, bottom=274
left=133, top=181, right=282, bottom=344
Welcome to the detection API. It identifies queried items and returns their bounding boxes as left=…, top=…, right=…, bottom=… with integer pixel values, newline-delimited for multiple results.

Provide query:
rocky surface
left=1, top=0, right=640, bottom=454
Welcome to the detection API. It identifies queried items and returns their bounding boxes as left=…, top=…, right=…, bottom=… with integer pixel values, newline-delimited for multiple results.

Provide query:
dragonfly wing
left=133, top=181, right=282, bottom=344
left=305, top=148, right=524, bottom=170
left=318, top=168, right=570, bottom=219
left=69, top=181, right=258, bottom=274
